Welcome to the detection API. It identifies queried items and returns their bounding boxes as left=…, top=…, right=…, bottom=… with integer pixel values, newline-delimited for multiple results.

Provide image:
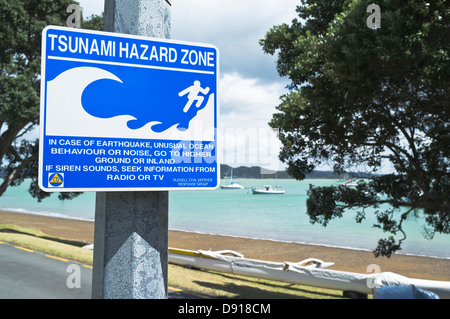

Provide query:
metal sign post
left=93, top=0, right=171, bottom=299
left=39, top=0, right=219, bottom=299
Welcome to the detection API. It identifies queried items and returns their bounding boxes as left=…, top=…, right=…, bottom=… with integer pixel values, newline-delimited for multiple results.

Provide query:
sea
left=0, top=178, right=448, bottom=259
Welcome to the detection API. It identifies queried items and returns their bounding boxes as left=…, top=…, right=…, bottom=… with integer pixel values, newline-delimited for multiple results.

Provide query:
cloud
left=172, top=0, right=299, bottom=82
left=219, top=72, right=284, bottom=126
left=73, top=0, right=298, bottom=169
left=218, top=73, right=285, bottom=170
left=77, top=0, right=299, bottom=82
left=170, top=0, right=298, bottom=168
left=79, top=0, right=104, bottom=18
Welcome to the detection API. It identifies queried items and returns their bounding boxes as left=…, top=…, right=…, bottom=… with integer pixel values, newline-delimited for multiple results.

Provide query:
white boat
left=221, top=182, right=244, bottom=189
left=168, top=248, right=450, bottom=299
left=251, top=185, right=285, bottom=194
left=220, top=168, right=244, bottom=189
left=339, top=179, right=358, bottom=187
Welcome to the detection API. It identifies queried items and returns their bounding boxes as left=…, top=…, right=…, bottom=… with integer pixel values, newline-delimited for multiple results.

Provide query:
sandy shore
left=1, top=210, right=449, bottom=281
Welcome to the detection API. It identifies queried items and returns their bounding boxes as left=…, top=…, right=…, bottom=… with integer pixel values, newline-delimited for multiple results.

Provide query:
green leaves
left=0, top=1, right=103, bottom=200
left=307, top=186, right=344, bottom=227
left=261, top=0, right=450, bottom=257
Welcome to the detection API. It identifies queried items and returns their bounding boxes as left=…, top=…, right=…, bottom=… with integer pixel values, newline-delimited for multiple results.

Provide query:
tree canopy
left=0, top=0, right=103, bottom=201
left=260, top=0, right=449, bottom=257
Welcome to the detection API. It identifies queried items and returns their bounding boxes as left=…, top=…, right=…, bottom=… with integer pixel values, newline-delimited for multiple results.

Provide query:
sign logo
left=48, top=173, right=64, bottom=187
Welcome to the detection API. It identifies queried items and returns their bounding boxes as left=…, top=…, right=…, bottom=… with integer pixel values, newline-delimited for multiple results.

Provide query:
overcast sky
left=78, top=0, right=301, bottom=170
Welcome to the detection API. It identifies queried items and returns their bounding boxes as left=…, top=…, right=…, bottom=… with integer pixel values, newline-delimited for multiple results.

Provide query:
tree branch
left=0, top=152, right=37, bottom=197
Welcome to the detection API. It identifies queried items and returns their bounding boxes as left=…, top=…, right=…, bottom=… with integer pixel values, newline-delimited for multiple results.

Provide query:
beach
left=1, top=210, right=449, bottom=282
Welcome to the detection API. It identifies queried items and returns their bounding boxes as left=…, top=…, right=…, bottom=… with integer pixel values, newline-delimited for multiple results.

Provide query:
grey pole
left=92, top=0, right=171, bottom=299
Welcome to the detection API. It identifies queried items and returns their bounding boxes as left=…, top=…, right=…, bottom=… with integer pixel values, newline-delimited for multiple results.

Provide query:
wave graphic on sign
left=45, top=66, right=215, bottom=141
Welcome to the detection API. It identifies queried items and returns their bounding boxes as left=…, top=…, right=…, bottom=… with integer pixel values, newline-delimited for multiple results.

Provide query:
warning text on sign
left=42, top=136, right=217, bottom=190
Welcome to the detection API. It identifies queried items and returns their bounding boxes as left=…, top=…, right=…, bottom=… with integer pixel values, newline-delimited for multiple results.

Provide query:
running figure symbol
left=178, top=80, right=210, bottom=112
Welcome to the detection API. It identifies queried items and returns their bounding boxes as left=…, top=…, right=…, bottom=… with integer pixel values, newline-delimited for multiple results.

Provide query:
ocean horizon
left=0, top=178, right=448, bottom=259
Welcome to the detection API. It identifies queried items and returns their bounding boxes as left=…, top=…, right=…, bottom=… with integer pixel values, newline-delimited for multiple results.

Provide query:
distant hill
left=219, top=164, right=351, bottom=179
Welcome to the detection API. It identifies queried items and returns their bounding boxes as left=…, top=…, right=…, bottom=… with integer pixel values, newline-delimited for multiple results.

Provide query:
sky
left=77, top=0, right=301, bottom=171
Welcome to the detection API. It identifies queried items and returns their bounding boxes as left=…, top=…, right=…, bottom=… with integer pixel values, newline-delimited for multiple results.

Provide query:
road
left=0, top=241, right=196, bottom=299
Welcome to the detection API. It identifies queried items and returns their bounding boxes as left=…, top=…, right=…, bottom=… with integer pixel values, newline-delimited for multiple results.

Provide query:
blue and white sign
left=39, top=26, right=219, bottom=191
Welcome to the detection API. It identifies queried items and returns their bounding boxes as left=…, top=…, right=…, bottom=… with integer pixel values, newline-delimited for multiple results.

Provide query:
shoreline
left=2, top=208, right=448, bottom=261
left=1, top=210, right=450, bottom=281
left=0, top=208, right=95, bottom=222
left=169, top=228, right=450, bottom=261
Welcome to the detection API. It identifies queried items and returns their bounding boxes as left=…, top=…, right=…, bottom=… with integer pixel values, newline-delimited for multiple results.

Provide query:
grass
left=0, top=224, right=346, bottom=299
left=0, top=224, right=93, bottom=264
left=168, top=263, right=344, bottom=299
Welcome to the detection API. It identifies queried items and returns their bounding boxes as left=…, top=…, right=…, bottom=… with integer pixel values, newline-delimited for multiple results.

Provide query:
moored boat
left=338, top=179, right=358, bottom=187
left=251, top=185, right=285, bottom=194
left=221, top=182, right=244, bottom=189
left=221, top=167, right=244, bottom=189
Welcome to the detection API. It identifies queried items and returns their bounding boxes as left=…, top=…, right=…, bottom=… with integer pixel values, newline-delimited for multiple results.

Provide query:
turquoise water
left=0, top=178, right=448, bottom=259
